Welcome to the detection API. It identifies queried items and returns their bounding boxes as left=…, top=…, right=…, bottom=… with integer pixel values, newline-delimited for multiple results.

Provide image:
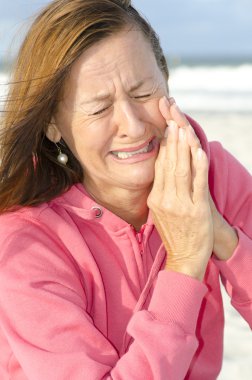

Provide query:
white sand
left=219, top=289, right=252, bottom=379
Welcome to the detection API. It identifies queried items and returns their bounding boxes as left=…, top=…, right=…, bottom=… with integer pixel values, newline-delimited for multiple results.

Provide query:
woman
left=0, top=1, right=251, bottom=379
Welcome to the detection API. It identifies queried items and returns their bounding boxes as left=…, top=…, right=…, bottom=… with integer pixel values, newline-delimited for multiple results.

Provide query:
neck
left=83, top=180, right=151, bottom=231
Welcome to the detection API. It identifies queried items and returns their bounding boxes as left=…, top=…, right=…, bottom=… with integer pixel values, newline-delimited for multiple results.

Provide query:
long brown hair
left=0, top=0, right=169, bottom=213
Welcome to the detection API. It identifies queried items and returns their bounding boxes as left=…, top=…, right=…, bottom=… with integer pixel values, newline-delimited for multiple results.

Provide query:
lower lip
left=109, top=138, right=159, bottom=164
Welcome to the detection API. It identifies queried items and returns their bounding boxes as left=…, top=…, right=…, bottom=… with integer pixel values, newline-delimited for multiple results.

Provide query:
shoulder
left=0, top=189, right=94, bottom=272
left=0, top=201, right=85, bottom=286
left=0, top=203, right=50, bottom=238
left=208, top=141, right=252, bottom=217
left=0, top=185, right=79, bottom=237
left=0, top=199, right=71, bottom=263
left=208, top=139, right=251, bottom=185
left=0, top=204, right=55, bottom=259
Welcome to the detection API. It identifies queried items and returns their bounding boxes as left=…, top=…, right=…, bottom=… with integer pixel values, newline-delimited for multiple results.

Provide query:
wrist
left=165, top=261, right=206, bottom=282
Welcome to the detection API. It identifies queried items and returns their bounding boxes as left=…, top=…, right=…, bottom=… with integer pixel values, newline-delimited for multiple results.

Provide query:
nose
left=115, top=99, right=146, bottom=139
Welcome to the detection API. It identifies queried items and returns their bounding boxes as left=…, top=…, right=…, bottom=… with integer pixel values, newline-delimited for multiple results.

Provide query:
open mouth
left=111, top=139, right=154, bottom=160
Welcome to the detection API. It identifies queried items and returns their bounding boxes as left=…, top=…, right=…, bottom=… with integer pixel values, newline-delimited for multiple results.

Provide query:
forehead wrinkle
left=80, top=75, right=155, bottom=106
left=69, top=35, right=159, bottom=106
left=126, top=76, right=154, bottom=92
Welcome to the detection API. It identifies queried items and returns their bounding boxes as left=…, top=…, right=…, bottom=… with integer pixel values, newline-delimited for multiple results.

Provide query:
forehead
left=66, top=30, right=159, bottom=94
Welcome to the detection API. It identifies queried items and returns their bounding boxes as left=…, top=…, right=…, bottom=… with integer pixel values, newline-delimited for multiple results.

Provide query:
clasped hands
left=147, top=97, right=238, bottom=281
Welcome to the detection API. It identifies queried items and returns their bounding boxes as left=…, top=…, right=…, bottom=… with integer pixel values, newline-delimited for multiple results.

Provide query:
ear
left=46, top=118, right=62, bottom=143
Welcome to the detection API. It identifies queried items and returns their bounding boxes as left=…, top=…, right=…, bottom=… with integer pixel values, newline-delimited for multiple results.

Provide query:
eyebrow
left=80, top=77, right=153, bottom=105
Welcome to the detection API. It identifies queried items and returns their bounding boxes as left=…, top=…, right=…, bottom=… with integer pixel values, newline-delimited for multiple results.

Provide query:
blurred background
left=0, top=1, right=251, bottom=378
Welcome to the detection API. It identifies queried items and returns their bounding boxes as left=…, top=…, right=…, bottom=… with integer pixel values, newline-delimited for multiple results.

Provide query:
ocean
left=169, top=61, right=252, bottom=174
left=0, top=61, right=252, bottom=378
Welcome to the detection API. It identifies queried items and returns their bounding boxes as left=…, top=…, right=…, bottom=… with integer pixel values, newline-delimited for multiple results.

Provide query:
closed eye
left=91, top=93, right=153, bottom=115
left=91, top=106, right=110, bottom=116
left=134, top=94, right=152, bottom=99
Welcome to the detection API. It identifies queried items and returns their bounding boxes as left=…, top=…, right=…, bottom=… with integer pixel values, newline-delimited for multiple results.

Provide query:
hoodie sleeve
left=209, top=142, right=252, bottom=326
left=0, top=217, right=207, bottom=380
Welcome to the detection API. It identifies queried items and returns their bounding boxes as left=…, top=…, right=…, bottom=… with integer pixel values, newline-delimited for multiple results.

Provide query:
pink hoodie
left=0, top=118, right=251, bottom=380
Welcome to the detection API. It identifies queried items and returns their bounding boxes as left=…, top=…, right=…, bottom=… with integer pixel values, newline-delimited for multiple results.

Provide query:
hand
left=167, top=97, right=238, bottom=261
left=147, top=97, right=214, bottom=281
left=209, top=193, right=239, bottom=260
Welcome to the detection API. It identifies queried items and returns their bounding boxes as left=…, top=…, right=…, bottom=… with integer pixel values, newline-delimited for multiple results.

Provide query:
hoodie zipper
left=131, top=224, right=146, bottom=255
left=121, top=228, right=167, bottom=355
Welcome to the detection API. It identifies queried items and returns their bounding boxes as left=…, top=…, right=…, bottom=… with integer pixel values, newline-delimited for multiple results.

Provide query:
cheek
left=58, top=114, right=109, bottom=154
left=72, top=125, right=113, bottom=162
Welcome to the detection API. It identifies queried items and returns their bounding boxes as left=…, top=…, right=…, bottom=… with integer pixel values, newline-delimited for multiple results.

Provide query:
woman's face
left=49, top=29, right=168, bottom=195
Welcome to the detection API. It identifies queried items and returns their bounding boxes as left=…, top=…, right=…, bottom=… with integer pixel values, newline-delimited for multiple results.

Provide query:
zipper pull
left=130, top=224, right=145, bottom=254
left=136, top=232, right=142, bottom=244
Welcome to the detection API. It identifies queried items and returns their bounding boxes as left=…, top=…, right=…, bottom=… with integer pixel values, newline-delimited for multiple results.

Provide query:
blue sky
left=0, top=0, right=252, bottom=59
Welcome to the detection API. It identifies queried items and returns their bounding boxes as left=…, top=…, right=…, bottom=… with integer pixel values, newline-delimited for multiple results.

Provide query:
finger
left=152, top=127, right=168, bottom=193
left=152, top=96, right=176, bottom=194
left=169, top=99, right=201, bottom=189
left=169, top=99, right=201, bottom=149
left=159, top=96, right=182, bottom=133
left=158, top=96, right=178, bottom=193
left=188, top=128, right=201, bottom=192
left=187, top=125, right=201, bottom=149
left=169, top=98, right=191, bottom=128
left=159, top=96, right=172, bottom=122
left=175, top=127, right=192, bottom=201
left=164, top=122, right=178, bottom=194
left=191, top=147, right=209, bottom=203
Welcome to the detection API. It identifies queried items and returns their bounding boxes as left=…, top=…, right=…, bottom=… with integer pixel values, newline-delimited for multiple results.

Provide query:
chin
left=123, top=173, right=154, bottom=190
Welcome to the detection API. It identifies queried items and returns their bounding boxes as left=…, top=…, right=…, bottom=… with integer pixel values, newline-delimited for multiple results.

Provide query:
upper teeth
left=112, top=144, right=149, bottom=159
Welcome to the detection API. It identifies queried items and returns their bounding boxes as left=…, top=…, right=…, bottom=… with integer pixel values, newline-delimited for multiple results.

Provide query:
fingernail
left=197, top=148, right=203, bottom=160
left=167, top=120, right=177, bottom=128
left=163, top=96, right=170, bottom=107
left=169, top=98, right=182, bottom=113
left=169, top=97, right=176, bottom=105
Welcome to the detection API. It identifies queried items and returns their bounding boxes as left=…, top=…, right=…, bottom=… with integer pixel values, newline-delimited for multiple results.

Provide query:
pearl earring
left=55, top=143, right=68, bottom=165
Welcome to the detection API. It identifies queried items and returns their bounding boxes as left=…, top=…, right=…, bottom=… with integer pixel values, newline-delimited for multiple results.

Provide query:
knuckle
left=189, top=127, right=201, bottom=145
left=147, top=198, right=156, bottom=211
left=147, top=194, right=163, bottom=211
left=174, top=167, right=189, bottom=177
left=193, top=206, right=210, bottom=219
left=166, top=159, right=176, bottom=172
left=194, top=139, right=201, bottom=148
left=161, top=199, right=181, bottom=215
left=191, top=140, right=201, bottom=150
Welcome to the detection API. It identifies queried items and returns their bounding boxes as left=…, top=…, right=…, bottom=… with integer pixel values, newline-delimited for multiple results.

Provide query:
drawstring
left=120, top=243, right=167, bottom=355
left=133, top=243, right=166, bottom=313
